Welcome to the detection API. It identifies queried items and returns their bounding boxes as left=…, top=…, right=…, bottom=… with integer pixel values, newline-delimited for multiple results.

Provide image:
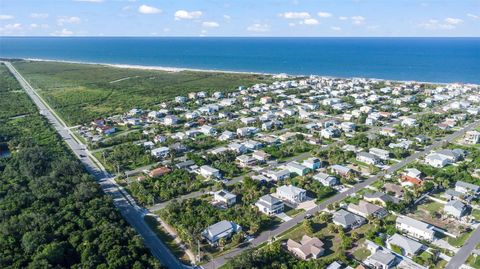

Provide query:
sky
left=0, top=0, right=479, bottom=37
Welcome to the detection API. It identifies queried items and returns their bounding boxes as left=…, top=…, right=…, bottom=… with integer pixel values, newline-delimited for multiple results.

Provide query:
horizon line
left=1, top=36, right=480, bottom=38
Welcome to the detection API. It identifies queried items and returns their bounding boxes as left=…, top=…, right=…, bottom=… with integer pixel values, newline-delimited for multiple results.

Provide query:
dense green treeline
left=0, top=68, right=162, bottom=268
left=0, top=63, right=36, bottom=120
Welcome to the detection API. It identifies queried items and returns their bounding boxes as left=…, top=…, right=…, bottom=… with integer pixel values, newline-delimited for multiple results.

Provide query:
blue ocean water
left=0, top=37, right=479, bottom=83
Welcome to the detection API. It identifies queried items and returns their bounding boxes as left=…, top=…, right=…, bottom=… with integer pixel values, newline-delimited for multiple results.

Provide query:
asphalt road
left=3, top=61, right=188, bottom=269
left=445, top=225, right=480, bottom=269
left=201, top=119, right=480, bottom=269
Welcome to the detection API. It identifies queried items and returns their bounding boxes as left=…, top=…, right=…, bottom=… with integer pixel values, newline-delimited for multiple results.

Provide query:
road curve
left=3, top=61, right=188, bottom=269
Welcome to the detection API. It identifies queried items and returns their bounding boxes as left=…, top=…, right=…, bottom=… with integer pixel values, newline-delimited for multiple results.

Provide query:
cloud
left=57, top=16, right=81, bottom=26
left=174, top=10, right=202, bottom=20
left=0, top=14, right=14, bottom=20
left=467, top=13, right=479, bottom=19
left=74, top=0, right=104, bottom=2
left=317, top=12, right=332, bottom=18
left=30, top=13, right=49, bottom=19
left=202, top=21, right=219, bottom=28
left=331, top=26, right=341, bottom=31
left=445, top=17, right=463, bottom=25
left=138, top=5, right=162, bottom=14
left=223, top=15, right=231, bottom=20
left=246, top=23, right=270, bottom=32
left=0, top=23, right=22, bottom=33
left=419, top=17, right=463, bottom=30
left=279, top=12, right=311, bottom=19
left=338, top=16, right=348, bottom=21
left=52, top=28, right=74, bottom=36
left=351, top=16, right=365, bottom=25
left=302, top=18, right=319, bottom=25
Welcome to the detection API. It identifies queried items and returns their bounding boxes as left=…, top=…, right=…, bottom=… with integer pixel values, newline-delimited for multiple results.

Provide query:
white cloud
left=0, top=14, right=14, bottom=20
left=0, top=23, right=22, bottom=32
left=246, top=23, right=270, bottom=32
left=302, top=18, right=319, bottom=25
left=223, top=15, right=231, bottom=20
left=351, top=16, right=365, bottom=25
left=74, top=0, right=104, bottom=2
left=174, top=10, right=202, bottom=20
left=52, top=28, right=74, bottom=36
left=339, top=16, right=348, bottom=21
left=202, top=21, right=219, bottom=28
left=467, top=13, right=479, bottom=19
left=331, top=26, right=341, bottom=31
left=138, top=5, right=162, bottom=14
left=30, top=13, right=49, bottom=19
left=279, top=12, right=311, bottom=19
left=317, top=12, right=332, bottom=18
left=57, top=16, right=81, bottom=26
left=445, top=17, right=463, bottom=25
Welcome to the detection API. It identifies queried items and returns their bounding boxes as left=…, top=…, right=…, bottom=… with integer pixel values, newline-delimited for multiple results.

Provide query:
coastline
left=6, top=57, right=477, bottom=86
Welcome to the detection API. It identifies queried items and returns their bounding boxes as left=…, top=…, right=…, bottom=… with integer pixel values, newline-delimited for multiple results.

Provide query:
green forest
left=13, top=60, right=271, bottom=125
left=0, top=66, right=162, bottom=268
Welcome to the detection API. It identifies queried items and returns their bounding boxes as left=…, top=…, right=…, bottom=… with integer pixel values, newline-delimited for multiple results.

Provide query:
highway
left=3, top=61, right=188, bottom=269
left=201, top=118, right=480, bottom=269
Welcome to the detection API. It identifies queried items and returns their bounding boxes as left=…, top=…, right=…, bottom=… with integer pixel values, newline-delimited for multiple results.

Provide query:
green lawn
left=352, top=247, right=371, bottom=261
left=447, top=230, right=473, bottom=248
left=467, top=254, right=480, bottom=269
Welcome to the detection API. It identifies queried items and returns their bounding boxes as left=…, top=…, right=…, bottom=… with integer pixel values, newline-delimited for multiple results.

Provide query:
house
left=237, top=127, right=258, bottom=137
left=143, top=141, right=155, bottom=149
left=240, top=117, right=257, bottom=125
left=401, top=168, right=425, bottom=186
left=465, top=130, right=480, bottom=144
left=213, top=190, right=237, bottom=207
left=252, top=150, right=270, bottom=162
left=364, top=192, right=399, bottom=206
left=313, top=172, right=339, bottom=187
left=243, top=140, right=263, bottom=150
left=346, top=200, right=388, bottom=219
left=332, top=209, right=366, bottom=230
left=255, top=194, right=284, bottom=215
left=148, top=167, right=172, bottom=178
left=286, top=162, right=310, bottom=176
left=276, top=185, right=307, bottom=204
left=219, top=131, right=236, bottom=141
left=455, top=181, right=480, bottom=196
left=425, top=153, right=450, bottom=168
left=302, top=157, right=322, bottom=170
left=369, top=148, right=390, bottom=160
left=200, top=165, right=221, bottom=179
left=287, top=235, right=325, bottom=260
left=444, top=200, right=468, bottom=219
left=163, top=115, right=178, bottom=125
left=379, top=127, right=397, bottom=137
left=200, top=125, right=217, bottom=136
left=151, top=147, right=170, bottom=158
left=356, top=152, right=381, bottom=165
left=395, top=215, right=436, bottom=241
left=387, top=233, right=424, bottom=258
left=236, top=155, right=257, bottom=167
left=201, top=220, right=241, bottom=246
left=330, top=164, right=354, bottom=178
left=175, top=160, right=196, bottom=171
left=228, top=143, right=248, bottom=154
left=364, top=250, right=397, bottom=269
left=383, top=183, right=404, bottom=198
left=267, top=169, right=291, bottom=181
left=96, top=125, right=116, bottom=135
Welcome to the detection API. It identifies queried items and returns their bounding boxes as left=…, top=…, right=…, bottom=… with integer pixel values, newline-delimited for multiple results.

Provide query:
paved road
left=446, top=226, right=480, bottom=269
left=3, top=61, right=188, bottom=269
left=201, top=119, right=480, bottom=269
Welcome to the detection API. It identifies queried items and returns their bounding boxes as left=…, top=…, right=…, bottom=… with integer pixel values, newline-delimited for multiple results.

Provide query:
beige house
left=286, top=235, right=324, bottom=260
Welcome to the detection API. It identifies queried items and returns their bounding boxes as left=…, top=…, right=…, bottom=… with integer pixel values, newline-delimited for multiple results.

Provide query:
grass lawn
left=352, top=247, right=371, bottom=261
left=468, top=254, right=480, bottom=269
left=14, top=60, right=272, bottom=125
left=447, top=230, right=473, bottom=248
left=472, top=209, right=480, bottom=221
left=284, top=205, right=304, bottom=217
left=143, top=215, right=190, bottom=263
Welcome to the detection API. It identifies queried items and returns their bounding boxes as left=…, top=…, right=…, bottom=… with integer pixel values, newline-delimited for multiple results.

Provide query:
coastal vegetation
left=12, top=60, right=272, bottom=125
left=0, top=69, right=161, bottom=268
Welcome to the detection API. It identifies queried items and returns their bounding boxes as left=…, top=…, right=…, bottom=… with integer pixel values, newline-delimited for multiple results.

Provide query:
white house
left=276, top=185, right=307, bottom=204
left=286, top=162, right=310, bottom=176
left=356, top=152, right=381, bottom=165
left=444, top=200, right=468, bottom=219
left=369, top=148, right=390, bottom=160
left=387, top=233, right=424, bottom=258
left=395, top=215, right=436, bottom=241
left=200, top=165, right=221, bottom=179
left=163, top=115, right=178, bottom=126
left=201, top=220, right=241, bottom=246
left=213, top=190, right=237, bottom=207
left=302, top=157, right=322, bottom=170
left=255, top=194, right=284, bottom=215
left=151, top=147, right=170, bottom=158
left=313, top=172, right=339, bottom=187
left=425, top=153, right=450, bottom=168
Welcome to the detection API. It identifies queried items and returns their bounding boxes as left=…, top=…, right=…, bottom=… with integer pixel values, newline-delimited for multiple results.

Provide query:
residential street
left=446, top=227, right=480, bottom=269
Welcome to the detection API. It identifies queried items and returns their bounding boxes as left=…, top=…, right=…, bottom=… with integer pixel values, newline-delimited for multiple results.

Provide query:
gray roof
left=333, top=209, right=365, bottom=227
left=456, top=181, right=480, bottom=192
left=364, top=192, right=399, bottom=204
left=387, top=233, right=423, bottom=255
left=396, top=215, right=434, bottom=233
left=256, top=194, right=283, bottom=209
left=202, top=220, right=240, bottom=242
left=445, top=200, right=467, bottom=211
left=368, top=250, right=396, bottom=265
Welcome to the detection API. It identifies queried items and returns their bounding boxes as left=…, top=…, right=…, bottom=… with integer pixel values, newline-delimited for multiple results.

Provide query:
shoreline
left=5, top=57, right=478, bottom=86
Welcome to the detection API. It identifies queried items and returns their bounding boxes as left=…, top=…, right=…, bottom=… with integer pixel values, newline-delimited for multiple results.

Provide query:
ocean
left=0, top=37, right=479, bottom=83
